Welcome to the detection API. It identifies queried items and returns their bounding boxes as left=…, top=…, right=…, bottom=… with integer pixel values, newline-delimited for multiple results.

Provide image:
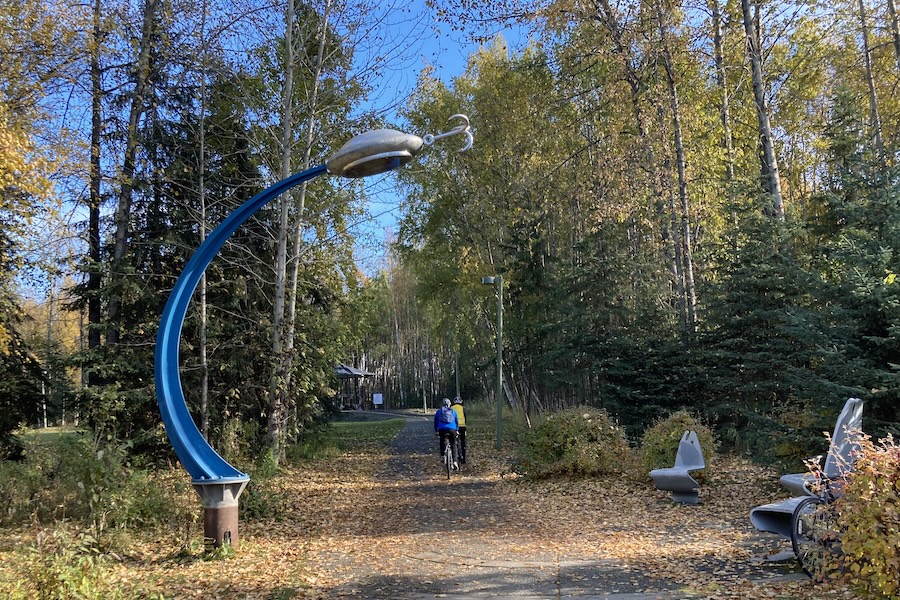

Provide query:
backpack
left=439, top=407, right=455, bottom=425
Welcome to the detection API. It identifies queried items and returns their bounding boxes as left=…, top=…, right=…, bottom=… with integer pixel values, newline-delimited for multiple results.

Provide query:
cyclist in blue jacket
left=434, top=398, right=459, bottom=470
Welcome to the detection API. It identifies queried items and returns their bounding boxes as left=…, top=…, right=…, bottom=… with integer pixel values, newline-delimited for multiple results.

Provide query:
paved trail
left=313, top=411, right=807, bottom=599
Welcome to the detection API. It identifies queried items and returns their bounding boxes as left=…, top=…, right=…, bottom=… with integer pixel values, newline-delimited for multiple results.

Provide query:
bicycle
left=443, top=436, right=453, bottom=479
left=790, top=476, right=844, bottom=579
left=438, top=431, right=459, bottom=479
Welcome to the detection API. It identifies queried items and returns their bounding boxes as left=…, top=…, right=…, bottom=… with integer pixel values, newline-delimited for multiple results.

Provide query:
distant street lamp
left=156, top=115, right=472, bottom=548
left=481, top=275, right=503, bottom=449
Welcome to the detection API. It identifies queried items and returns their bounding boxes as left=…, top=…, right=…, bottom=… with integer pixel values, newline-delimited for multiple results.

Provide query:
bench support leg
left=671, top=491, right=699, bottom=504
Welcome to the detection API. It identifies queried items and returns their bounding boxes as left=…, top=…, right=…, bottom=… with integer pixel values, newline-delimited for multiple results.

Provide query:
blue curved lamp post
left=155, top=117, right=471, bottom=547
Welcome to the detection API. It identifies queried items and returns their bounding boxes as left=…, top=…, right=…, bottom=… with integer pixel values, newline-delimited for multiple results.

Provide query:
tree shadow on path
left=317, top=411, right=696, bottom=599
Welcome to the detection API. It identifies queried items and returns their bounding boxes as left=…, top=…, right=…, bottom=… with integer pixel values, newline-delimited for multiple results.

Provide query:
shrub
left=0, top=430, right=120, bottom=525
left=1, top=430, right=198, bottom=550
left=219, top=417, right=261, bottom=466
left=516, top=407, right=632, bottom=478
left=637, top=409, right=716, bottom=481
left=2, top=526, right=167, bottom=600
left=239, top=448, right=286, bottom=520
left=0, top=458, right=42, bottom=524
left=830, top=433, right=900, bottom=597
left=6, top=528, right=124, bottom=600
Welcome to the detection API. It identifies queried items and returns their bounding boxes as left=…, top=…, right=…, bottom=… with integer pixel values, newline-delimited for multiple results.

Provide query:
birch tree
left=887, top=0, right=900, bottom=70
left=87, top=0, right=103, bottom=361
left=857, top=0, right=884, bottom=154
left=266, top=0, right=340, bottom=458
left=708, top=0, right=736, bottom=186
left=741, top=0, right=784, bottom=218
left=655, top=1, right=697, bottom=334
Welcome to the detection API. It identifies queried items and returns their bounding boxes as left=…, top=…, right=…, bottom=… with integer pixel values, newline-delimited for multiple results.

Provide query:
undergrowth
left=515, top=406, right=632, bottom=478
left=827, top=433, right=900, bottom=597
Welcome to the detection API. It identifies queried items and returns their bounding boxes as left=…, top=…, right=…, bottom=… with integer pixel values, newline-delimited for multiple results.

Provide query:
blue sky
left=350, top=0, right=528, bottom=275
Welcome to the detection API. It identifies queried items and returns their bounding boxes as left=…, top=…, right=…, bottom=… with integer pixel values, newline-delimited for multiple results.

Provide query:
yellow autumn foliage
left=833, top=434, right=900, bottom=598
left=0, top=102, right=52, bottom=204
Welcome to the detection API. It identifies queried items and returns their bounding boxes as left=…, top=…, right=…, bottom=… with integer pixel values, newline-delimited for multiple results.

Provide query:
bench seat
left=749, top=496, right=807, bottom=539
left=650, top=430, right=705, bottom=505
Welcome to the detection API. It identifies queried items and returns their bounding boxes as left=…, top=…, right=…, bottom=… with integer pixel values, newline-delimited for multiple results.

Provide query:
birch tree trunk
left=741, top=0, right=784, bottom=219
left=107, top=0, right=157, bottom=344
left=266, top=0, right=333, bottom=460
left=198, top=0, right=210, bottom=439
left=709, top=0, right=740, bottom=252
left=390, top=285, right=403, bottom=406
left=594, top=0, right=675, bottom=307
left=660, top=109, right=687, bottom=335
left=284, top=0, right=332, bottom=421
left=267, top=0, right=298, bottom=457
left=858, top=0, right=884, bottom=154
left=663, top=41, right=697, bottom=335
left=887, top=0, right=900, bottom=71
left=657, top=6, right=697, bottom=334
left=709, top=0, right=735, bottom=184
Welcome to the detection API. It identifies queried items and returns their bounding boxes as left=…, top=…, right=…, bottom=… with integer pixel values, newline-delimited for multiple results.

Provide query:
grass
left=462, top=400, right=530, bottom=446
left=327, top=418, right=406, bottom=449
left=286, top=417, right=405, bottom=462
left=17, top=425, right=85, bottom=447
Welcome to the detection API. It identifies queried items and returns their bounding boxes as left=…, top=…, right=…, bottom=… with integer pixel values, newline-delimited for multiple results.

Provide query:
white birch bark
left=741, top=0, right=784, bottom=219
left=858, top=0, right=884, bottom=153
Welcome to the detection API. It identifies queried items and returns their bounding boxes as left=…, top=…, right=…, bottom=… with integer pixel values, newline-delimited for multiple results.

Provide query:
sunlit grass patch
left=287, top=418, right=405, bottom=463
left=327, top=418, right=405, bottom=450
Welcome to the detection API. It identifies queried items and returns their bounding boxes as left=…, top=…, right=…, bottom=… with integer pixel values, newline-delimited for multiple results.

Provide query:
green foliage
left=239, top=448, right=285, bottom=520
left=0, top=283, right=43, bottom=458
left=7, top=0, right=900, bottom=476
left=516, top=407, right=632, bottom=479
left=203, top=541, right=236, bottom=561
left=2, top=525, right=168, bottom=600
left=6, top=528, right=125, bottom=600
left=831, top=434, right=900, bottom=597
left=219, top=417, right=263, bottom=467
left=464, top=401, right=530, bottom=446
left=0, top=456, right=41, bottom=521
left=0, top=429, right=197, bottom=546
left=637, top=410, right=716, bottom=481
left=814, top=136, right=900, bottom=433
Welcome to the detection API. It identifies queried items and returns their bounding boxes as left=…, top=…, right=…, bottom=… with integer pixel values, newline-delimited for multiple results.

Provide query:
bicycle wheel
left=444, top=439, right=452, bottom=479
left=791, top=496, right=837, bottom=579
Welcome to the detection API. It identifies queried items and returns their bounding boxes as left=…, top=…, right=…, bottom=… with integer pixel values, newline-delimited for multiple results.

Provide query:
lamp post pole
left=482, top=275, right=503, bottom=449
left=156, top=116, right=472, bottom=549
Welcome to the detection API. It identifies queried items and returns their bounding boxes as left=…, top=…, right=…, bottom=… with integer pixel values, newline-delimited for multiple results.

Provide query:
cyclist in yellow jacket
left=451, top=397, right=467, bottom=464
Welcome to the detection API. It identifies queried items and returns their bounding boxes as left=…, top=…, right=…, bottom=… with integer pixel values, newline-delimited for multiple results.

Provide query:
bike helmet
left=442, top=398, right=451, bottom=407
left=452, top=396, right=462, bottom=404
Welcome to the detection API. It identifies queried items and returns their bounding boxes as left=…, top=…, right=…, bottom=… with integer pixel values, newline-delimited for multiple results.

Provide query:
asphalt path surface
left=320, top=410, right=804, bottom=599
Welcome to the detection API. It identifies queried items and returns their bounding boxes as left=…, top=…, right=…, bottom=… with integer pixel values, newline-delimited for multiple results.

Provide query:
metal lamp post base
left=192, top=479, right=249, bottom=548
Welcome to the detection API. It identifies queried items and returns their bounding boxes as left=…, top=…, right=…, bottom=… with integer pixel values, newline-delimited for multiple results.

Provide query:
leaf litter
left=0, top=425, right=862, bottom=599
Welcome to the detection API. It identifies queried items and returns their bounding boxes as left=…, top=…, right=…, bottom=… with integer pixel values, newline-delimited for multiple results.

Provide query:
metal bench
left=778, top=397, right=863, bottom=496
left=649, top=430, right=706, bottom=504
left=749, top=398, right=863, bottom=539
